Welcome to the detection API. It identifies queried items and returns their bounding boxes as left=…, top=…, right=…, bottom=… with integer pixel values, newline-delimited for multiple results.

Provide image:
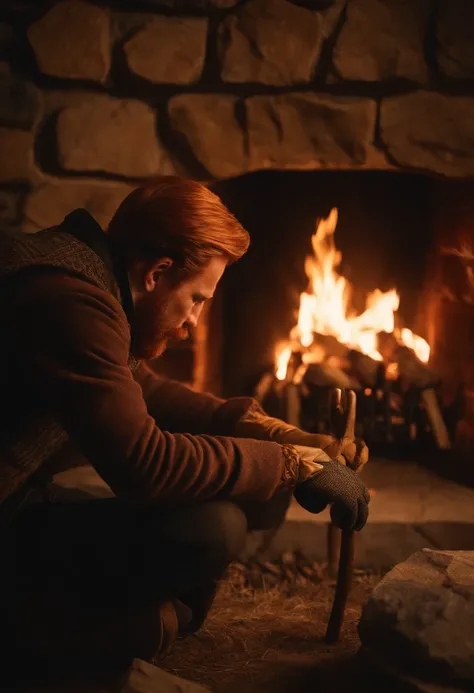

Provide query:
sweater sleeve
left=135, top=362, right=262, bottom=436
left=14, top=273, right=298, bottom=504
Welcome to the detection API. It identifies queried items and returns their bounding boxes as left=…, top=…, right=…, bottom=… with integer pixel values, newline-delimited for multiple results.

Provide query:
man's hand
left=293, top=458, right=370, bottom=531
left=234, top=409, right=368, bottom=472
left=291, top=431, right=368, bottom=472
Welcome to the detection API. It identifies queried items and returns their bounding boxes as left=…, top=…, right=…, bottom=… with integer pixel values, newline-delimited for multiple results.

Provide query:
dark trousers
left=1, top=496, right=249, bottom=673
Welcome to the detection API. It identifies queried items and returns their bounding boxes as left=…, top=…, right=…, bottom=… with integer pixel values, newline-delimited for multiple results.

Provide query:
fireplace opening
left=188, top=170, right=474, bottom=483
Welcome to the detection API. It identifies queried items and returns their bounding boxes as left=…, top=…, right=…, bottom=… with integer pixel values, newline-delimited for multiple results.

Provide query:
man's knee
left=195, top=501, right=247, bottom=567
left=238, top=490, right=292, bottom=531
left=148, top=500, right=248, bottom=589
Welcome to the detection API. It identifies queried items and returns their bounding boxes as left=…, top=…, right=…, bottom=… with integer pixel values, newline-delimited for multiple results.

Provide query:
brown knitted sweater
left=0, top=211, right=298, bottom=509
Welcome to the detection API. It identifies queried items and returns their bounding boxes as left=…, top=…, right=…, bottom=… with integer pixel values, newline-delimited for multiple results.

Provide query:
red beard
left=131, top=295, right=189, bottom=360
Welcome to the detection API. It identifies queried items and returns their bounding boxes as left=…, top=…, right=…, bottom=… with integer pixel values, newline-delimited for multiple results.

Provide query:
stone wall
left=1, top=0, right=474, bottom=234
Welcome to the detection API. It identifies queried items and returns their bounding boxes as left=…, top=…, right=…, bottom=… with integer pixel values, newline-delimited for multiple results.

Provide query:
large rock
left=120, top=658, right=210, bottom=692
left=168, top=94, right=246, bottom=179
left=0, top=128, right=34, bottom=182
left=246, top=92, right=376, bottom=170
left=27, top=0, right=110, bottom=82
left=23, top=178, right=133, bottom=233
left=56, top=95, right=173, bottom=178
left=0, top=62, right=39, bottom=129
left=380, top=92, right=474, bottom=177
left=124, top=17, right=207, bottom=84
left=358, top=549, right=474, bottom=687
left=361, top=648, right=469, bottom=693
left=437, top=1, right=474, bottom=80
left=333, top=0, right=430, bottom=83
left=218, top=0, right=323, bottom=85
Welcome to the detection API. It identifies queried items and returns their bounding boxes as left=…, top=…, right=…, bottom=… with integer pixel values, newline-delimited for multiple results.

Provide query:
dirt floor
left=161, top=558, right=382, bottom=693
left=7, top=558, right=382, bottom=693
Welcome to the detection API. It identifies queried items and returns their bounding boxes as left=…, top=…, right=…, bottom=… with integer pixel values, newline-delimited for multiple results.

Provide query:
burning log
left=421, top=389, right=451, bottom=450
left=348, top=349, right=383, bottom=388
left=377, top=331, right=450, bottom=450
left=377, top=332, right=439, bottom=388
left=254, top=372, right=274, bottom=404
left=303, top=362, right=355, bottom=390
left=311, top=333, right=350, bottom=359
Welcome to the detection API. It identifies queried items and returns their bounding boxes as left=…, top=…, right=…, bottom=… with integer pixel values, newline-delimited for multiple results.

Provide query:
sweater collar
left=60, top=208, right=135, bottom=328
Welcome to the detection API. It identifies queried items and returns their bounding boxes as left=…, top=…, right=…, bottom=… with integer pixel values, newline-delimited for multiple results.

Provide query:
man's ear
left=144, top=257, right=174, bottom=292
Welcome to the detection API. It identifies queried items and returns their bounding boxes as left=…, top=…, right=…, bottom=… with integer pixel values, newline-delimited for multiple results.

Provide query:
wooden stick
left=324, top=388, right=358, bottom=644
left=326, top=523, right=342, bottom=579
left=325, top=527, right=355, bottom=644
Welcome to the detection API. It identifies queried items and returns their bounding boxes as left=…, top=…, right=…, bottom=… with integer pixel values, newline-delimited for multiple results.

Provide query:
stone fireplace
left=1, top=0, right=474, bottom=478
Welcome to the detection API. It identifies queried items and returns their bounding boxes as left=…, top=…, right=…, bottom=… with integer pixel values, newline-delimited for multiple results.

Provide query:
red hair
left=107, top=176, right=250, bottom=274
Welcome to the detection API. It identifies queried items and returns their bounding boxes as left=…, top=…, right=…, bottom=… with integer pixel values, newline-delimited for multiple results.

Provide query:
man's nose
left=187, top=304, right=203, bottom=329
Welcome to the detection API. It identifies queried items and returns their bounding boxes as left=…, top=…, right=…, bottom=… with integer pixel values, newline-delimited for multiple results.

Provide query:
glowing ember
left=275, top=208, right=431, bottom=380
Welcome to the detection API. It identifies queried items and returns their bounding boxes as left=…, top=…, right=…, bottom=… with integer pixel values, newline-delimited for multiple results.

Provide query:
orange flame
left=275, top=208, right=430, bottom=380
left=399, top=327, right=430, bottom=363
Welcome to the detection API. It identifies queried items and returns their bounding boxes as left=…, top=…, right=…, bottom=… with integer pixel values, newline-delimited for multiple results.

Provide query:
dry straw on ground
left=161, top=558, right=381, bottom=693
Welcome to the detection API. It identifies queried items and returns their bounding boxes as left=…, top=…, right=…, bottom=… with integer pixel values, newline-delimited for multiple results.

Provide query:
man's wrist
left=279, top=443, right=300, bottom=489
left=297, top=458, right=323, bottom=483
left=293, top=444, right=331, bottom=483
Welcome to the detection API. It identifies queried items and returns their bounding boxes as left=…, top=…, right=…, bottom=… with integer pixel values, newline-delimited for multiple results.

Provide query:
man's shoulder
left=0, top=210, right=117, bottom=297
left=13, top=269, right=124, bottom=317
left=9, top=270, right=133, bottom=368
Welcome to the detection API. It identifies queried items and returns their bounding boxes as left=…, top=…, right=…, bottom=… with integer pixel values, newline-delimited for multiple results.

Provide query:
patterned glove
left=294, top=459, right=370, bottom=531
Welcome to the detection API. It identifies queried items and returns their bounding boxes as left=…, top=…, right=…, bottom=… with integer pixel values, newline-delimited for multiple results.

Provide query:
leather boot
left=5, top=593, right=185, bottom=668
left=179, top=581, right=219, bottom=635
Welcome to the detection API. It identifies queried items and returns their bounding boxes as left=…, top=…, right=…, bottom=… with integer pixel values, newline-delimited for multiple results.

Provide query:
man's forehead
left=186, top=256, right=227, bottom=291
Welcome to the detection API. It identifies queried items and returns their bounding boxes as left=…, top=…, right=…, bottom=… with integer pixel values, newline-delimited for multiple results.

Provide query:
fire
left=399, top=327, right=430, bottom=364
left=275, top=343, right=292, bottom=381
left=276, top=208, right=430, bottom=380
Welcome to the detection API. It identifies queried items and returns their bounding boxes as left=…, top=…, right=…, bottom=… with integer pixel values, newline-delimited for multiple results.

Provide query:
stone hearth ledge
left=52, top=458, right=474, bottom=572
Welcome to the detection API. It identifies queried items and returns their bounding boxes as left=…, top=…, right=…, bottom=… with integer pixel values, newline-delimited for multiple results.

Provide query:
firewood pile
left=255, top=330, right=465, bottom=453
left=226, top=552, right=371, bottom=594
left=252, top=208, right=467, bottom=453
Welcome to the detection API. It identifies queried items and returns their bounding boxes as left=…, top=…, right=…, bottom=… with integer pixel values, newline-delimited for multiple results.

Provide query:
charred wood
left=303, top=362, right=356, bottom=389
left=254, top=372, right=275, bottom=403
left=311, top=333, right=350, bottom=359
left=421, top=388, right=451, bottom=450
left=348, top=349, right=383, bottom=388
left=377, top=331, right=439, bottom=388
